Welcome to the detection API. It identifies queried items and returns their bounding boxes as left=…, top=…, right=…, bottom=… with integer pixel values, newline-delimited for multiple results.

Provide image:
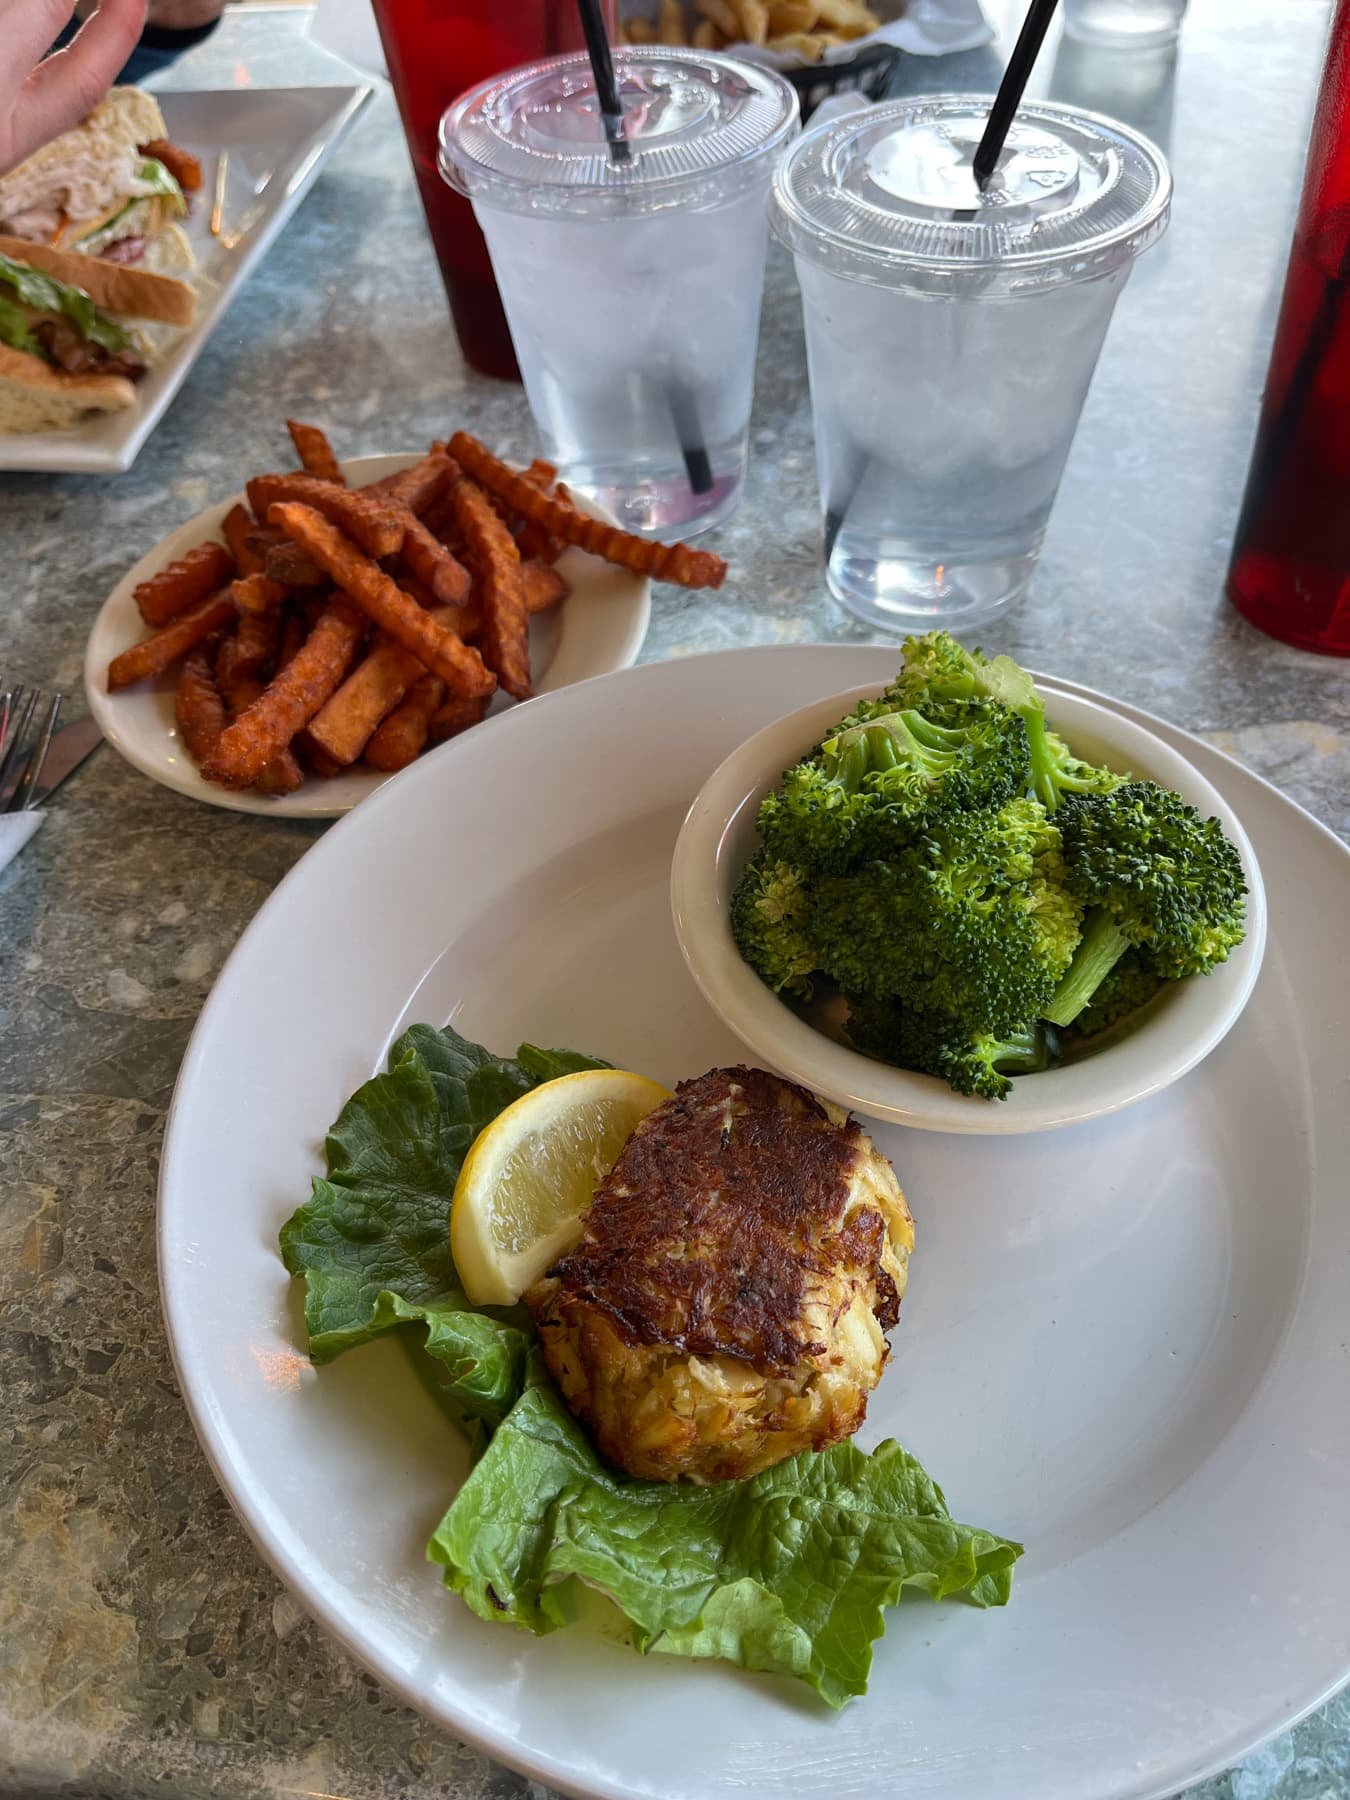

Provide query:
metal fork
left=0, top=684, right=62, bottom=813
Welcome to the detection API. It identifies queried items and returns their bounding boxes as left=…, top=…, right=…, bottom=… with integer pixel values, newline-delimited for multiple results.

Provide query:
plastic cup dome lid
left=772, top=94, right=1171, bottom=290
left=441, top=47, right=799, bottom=216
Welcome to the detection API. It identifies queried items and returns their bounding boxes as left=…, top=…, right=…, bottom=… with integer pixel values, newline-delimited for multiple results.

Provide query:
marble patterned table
left=1, top=2, right=1346, bottom=1797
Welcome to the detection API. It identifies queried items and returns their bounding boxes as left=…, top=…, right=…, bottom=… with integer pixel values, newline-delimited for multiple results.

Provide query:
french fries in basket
left=104, top=421, right=728, bottom=798
left=620, top=0, right=882, bottom=55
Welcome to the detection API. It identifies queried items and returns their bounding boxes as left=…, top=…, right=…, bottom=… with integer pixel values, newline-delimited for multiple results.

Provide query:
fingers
left=0, top=0, right=78, bottom=94
left=6, top=0, right=147, bottom=171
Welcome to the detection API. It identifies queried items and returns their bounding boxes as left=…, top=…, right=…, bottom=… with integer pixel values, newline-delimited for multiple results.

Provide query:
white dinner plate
left=158, top=646, right=1350, bottom=1800
left=0, top=86, right=372, bottom=474
left=84, top=453, right=652, bottom=817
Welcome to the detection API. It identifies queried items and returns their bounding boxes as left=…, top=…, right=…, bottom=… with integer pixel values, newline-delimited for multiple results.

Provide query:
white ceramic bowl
left=671, top=679, right=1267, bottom=1134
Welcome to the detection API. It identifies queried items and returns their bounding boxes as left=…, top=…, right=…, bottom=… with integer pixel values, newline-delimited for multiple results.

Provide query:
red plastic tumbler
left=370, top=0, right=614, bottom=381
left=1227, top=0, right=1350, bottom=655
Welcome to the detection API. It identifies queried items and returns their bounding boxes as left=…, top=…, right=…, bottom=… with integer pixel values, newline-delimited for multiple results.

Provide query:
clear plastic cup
left=1063, top=0, right=1189, bottom=51
left=440, top=49, right=799, bottom=540
left=772, top=96, right=1171, bottom=631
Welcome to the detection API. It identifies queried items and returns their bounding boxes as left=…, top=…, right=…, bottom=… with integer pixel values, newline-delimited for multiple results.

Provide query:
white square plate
left=0, top=84, right=372, bottom=475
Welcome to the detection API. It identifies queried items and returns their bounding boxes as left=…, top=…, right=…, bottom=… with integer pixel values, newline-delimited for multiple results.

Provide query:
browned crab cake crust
left=526, top=1066, right=914, bottom=1484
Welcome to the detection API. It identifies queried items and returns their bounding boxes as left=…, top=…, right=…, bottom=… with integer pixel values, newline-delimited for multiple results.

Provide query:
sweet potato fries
left=105, top=420, right=722, bottom=799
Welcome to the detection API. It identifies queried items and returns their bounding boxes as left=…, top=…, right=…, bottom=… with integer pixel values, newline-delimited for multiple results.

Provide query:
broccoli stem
left=985, top=1024, right=1054, bottom=1073
left=1023, top=708, right=1060, bottom=813
left=1043, top=909, right=1131, bottom=1028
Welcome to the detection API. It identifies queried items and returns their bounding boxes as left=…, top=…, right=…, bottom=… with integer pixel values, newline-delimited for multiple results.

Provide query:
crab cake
left=526, top=1066, right=913, bottom=1484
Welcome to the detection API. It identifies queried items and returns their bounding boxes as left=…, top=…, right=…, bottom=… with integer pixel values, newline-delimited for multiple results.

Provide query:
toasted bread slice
left=0, top=342, right=135, bottom=432
left=0, top=234, right=195, bottom=327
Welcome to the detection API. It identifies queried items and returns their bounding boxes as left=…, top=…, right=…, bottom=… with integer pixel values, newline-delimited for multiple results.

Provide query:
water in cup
left=473, top=187, right=770, bottom=535
left=801, top=258, right=1133, bottom=621
left=772, top=99, right=1171, bottom=631
left=442, top=50, right=798, bottom=539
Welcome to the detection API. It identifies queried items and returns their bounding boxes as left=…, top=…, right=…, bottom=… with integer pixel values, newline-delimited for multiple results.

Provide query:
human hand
left=0, top=0, right=148, bottom=177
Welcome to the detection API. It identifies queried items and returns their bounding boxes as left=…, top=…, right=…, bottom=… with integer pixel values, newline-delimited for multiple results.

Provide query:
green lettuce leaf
left=136, top=156, right=188, bottom=212
left=429, top=1355, right=1022, bottom=1709
left=0, top=292, right=39, bottom=357
left=0, top=251, right=130, bottom=355
left=278, top=1024, right=607, bottom=1426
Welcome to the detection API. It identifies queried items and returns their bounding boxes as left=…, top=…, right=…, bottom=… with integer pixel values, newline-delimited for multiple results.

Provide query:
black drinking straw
left=574, top=0, right=714, bottom=498
left=576, top=0, right=630, bottom=165
left=973, top=0, right=1062, bottom=189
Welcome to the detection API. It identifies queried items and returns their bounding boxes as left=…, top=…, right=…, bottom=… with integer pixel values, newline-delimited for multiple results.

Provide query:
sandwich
left=0, top=237, right=196, bottom=431
left=0, top=87, right=199, bottom=282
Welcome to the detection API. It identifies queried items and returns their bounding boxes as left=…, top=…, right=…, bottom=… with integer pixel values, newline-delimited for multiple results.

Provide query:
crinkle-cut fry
left=362, top=449, right=456, bottom=516
left=262, top=539, right=326, bottom=586
left=364, top=672, right=445, bottom=772
left=230, top=571, right=289, bottom=614
left=448, top=555, right=570, bottom=642
left=133, top=541, right=235, bottom=627
left=222, top=503, right=261, bottom=574
left=691, top=15, right=719, bottom=44
left=766, top=28, right=825, bottom=55
left=448, top=432, right=727, bottom=589
left=696, top=0, right=741, bottom=37
left=295, top=730, right=344, bottom=780
left=253, top=748, right=304, bottom=794
left=247, top=474, right=404, bottom=559
left=733, top=0, right=769, bottom=45
left=308, top=629, right=433, bottom=766
left=522, top=559, right=570, bottom=612
left=268, top=502, right=495, bottom=699
left=447, top=476, right=530, bottom=701
left=201, top=599, right=366, bottom=789
left=219, top=605, right=281, bottom=685
left=624, top=15, right=656, bottom=41
left=175, top=642, right=227, bottom=764
left=515, top=521, right=563, bottom=562
left=429, top=690, right=491, bottom=743
left=767, top=0, right=813, bottom=27
left=397, top=512, right=471, bottom=606
left=659, top=0, right=685, bottom=43
left=277, top=608, right=306, bottom=671
left=217, top=665, right=303, bottom=792
left=286, top=420, right=345, bottom=485
left=107, top=590, right=237, bottom=690
left=515, top=461, right=565, bottom=562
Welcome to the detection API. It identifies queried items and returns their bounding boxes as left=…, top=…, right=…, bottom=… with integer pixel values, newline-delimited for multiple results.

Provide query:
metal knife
left=29, top=714, right=103, bottom=807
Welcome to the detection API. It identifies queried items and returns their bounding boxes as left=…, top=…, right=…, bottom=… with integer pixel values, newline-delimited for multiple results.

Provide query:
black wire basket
left=782, top=40, right=901, bottom=119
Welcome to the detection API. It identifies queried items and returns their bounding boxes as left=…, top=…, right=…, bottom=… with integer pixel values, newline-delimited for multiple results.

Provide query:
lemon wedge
left=450, top=1068, right=670, bottom=1307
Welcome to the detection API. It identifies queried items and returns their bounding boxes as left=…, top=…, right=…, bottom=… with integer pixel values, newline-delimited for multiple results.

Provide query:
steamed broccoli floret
left=1072, top=949, right=1166, bottom=1038
left=846, top=995, right=1062, bottom=1102
left=757, top=696, right=1029, bottom=874
left=890, top=632, right=1128, bottom=812
left=1043, top=780, right=1248, bottom=1027
left=730, top=852, right=818, bottom=998
left=811, top=797, right=1082, bottom=1036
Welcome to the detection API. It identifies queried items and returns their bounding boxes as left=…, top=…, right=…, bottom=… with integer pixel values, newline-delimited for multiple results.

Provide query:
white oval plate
left=671, top=681, right=1266, bottom=1134
left=159, top=646, right=1350, bottom=1800
left=84, top=453, right=651, bottom=817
